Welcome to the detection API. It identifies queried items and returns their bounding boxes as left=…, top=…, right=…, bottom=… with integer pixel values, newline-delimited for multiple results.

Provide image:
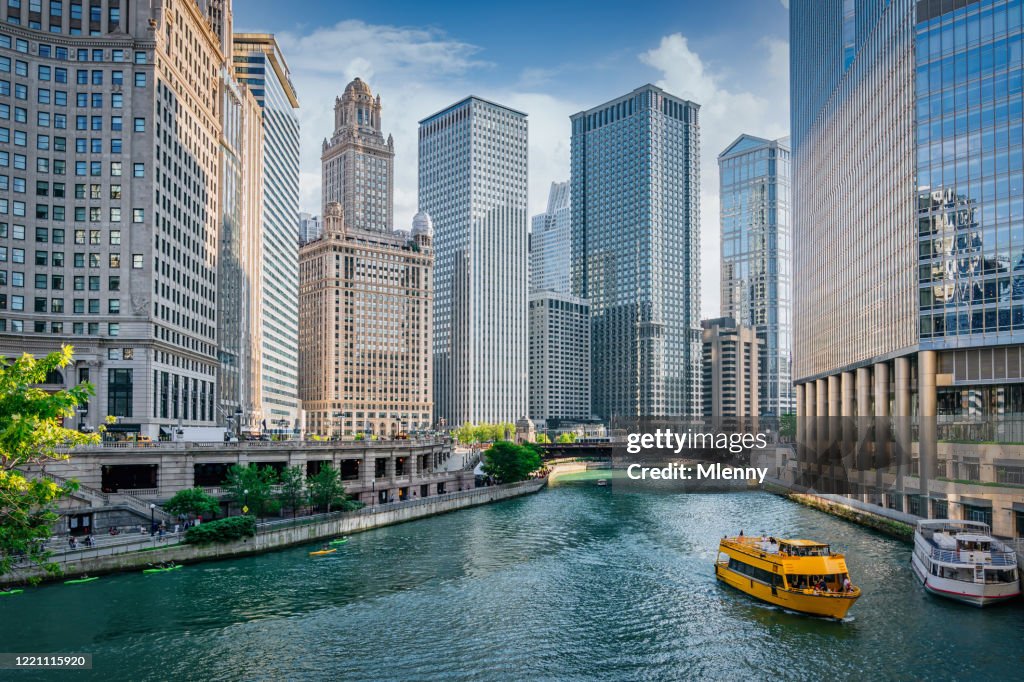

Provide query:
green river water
left=1, top=479, right=1022, bottom=681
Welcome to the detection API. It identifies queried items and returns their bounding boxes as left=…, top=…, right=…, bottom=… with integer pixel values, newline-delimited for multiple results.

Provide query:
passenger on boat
left=843, top=576, right=852, bottom=593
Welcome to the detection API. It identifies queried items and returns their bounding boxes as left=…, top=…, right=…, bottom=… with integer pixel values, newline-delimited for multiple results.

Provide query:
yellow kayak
left=309, top=548, right=337, bottom=556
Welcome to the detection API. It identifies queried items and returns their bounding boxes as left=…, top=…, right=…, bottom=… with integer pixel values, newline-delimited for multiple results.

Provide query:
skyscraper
left=321, top=78, right=394, bottom=232
left=232, top=33, right=302, bottom=436
left=528, top=291, right=590, bottom=424
left=418, top=97, right=529, bottom=426
left=530, top=181, right=571, bottom=294
left=718, top=134, right=794, bottom=417
left=792, top=0, right=1024, bottom=532
left=297, top=212, right=322, bottom=245
left=0, top=0, right=247, bottom=439
left=298, top=204, right=433, bottom=438
left=701, top=317, right=761, bottom=419
left=570, top=85, right=702, bottom=420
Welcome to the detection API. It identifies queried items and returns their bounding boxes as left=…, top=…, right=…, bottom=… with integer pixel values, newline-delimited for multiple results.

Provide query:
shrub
left=184, top=515, right=256, bottom=545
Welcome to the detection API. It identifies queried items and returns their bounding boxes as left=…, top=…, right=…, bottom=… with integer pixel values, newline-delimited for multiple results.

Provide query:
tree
left=454, top=422, right=475, bottom=445
left=535, top=433, right=552, bottom=444
left=498, top=421, right=516, bottom=441
left=308, top=463, right=347, bottom=513
left=481, top=441, right=541, bottom=484
left=556, top=431, right=578, bottom=444
left=779, top=413, right=796, bottom=441
left=223, top=464, right=279, bottom=519
left=0, top=346, right=99, bottom=581
left=278, top=465, right=306, bottom=518
left=163, top=487, right=220, bottom=520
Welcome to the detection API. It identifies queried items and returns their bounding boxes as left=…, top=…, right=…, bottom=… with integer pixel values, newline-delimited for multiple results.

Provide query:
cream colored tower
left=298, top=204, right=433, bottom=438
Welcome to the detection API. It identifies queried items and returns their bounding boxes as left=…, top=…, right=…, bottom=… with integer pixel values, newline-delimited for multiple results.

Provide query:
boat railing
left=930, top=547, right=1017, bottom=566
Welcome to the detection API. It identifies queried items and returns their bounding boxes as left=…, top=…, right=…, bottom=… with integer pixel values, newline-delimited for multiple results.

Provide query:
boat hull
left=911, top=552, right=1020, bottom=607
left=715, top=562, right=859, bottom=619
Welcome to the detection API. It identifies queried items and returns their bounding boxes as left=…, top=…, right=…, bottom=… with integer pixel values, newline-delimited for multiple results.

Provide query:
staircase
left=25, top=470, right=172, bottom=524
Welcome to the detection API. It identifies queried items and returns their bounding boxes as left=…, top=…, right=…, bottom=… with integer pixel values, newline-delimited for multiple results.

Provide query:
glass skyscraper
left=570, top=85, right=702, bottom=420
left=718, top=134, right=794, bottom=417
left=418, top=97, right=529, bottom=426
left=232, top=34, right=302, bottom=434
left=792, top=0, right=1024, bottom=532
left=530, top=181, right=571, bottom=294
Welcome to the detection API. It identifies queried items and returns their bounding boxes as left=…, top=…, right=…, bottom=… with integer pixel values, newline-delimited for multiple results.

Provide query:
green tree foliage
left=0, top=346, right=98, bottom=581
left=779, top=413, right=796, bottom=440
left=184, top=515, right=256, bottom=545
left=224, top=464, right=279, bottom=519
left=277, top=465, right=306, bottom=518
left=535, top=433, right=552, bottom=444
left=481, top=441, right=542, bottom=484
left=556, top=431, right=578, bottom=444
left=308, top=463, right=347, bottom=513
left=163, top=487, right=220, bottom=520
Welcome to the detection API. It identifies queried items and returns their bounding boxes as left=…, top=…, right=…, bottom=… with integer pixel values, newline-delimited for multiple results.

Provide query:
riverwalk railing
left=929, top=547, right=1017, bottom=566
left=58, top=437, right=451, bottom=453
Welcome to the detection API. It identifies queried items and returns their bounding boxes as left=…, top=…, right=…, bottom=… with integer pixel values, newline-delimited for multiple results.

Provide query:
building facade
left=321, top=77, right=393, bottom=232
left=298, top=203, right=433, bottom=438
left=718, top=134, right=794, bottom=417
left=232, top=33, right=301, bottom=436
left=530, top=180, right=571, bottom=294
left=0, top=0, right=250, bottom=439
left=570, top=85, right=702, bottom=420
left=297, top=211, right=322, bottom=245
left=418, top=96, right=529, bottom=426
left=791, top=0, right=1024, bottom=533
left=528, top=291, right=590, bottom=424
left=701, top=317, right=760, bottom=419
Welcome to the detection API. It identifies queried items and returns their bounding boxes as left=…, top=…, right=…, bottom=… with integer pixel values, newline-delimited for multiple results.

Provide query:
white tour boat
left=911, top=519, right=1020, bottom=607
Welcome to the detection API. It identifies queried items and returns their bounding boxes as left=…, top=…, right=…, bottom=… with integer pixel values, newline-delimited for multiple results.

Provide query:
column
left=827, top=375, right=841, bottom=491
left=795, top=382, right=806, bottom=487
left=894, top=356, right=912, bottom=507
left=918, top=351, right=938, bottom=512
left=840, top=371, right=855, bottom=495
left=855, top=366, right=871, bottom=498
left=873, top=361, right=890, bottom=505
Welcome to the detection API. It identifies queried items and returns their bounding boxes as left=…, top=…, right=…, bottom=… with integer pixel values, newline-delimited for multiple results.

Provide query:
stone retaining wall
left=4, top=478, right=547, bottom=585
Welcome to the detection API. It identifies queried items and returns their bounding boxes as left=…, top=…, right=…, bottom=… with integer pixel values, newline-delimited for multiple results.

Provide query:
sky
left=236, top=0, right=791, bottom=318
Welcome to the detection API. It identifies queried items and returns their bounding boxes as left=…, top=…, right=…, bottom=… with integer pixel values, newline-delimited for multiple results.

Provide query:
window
left=132, top=163, right=144, bottom=178
left=132, top=117, right=144, bottom=132
left=132, top=254, right=143, bottom=269
left=133, top=51, right=146, bottom=65
left=108, top=299, right=119, bottom=314
left=110, top=161, right=122, bottom=176
left=111, top=70, right=122, bottom=85
left=107, top=368, right=132, bottom=417
left=132, top=208, right=143, bottom=223
left=110, top=116, right=121, bottom=131
left=134, top=72, right=146, bottom=87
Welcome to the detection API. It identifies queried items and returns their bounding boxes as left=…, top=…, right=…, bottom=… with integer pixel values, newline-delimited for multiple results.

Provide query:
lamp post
left=149, top=503, right=156, bottom=536
left=243, top=488, right=249, bottom=516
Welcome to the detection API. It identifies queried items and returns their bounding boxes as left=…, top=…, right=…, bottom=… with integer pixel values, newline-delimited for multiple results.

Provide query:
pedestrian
left=174, top=523, right=180, bottom=534
left=158, top=523, right=166, bottom=541
left=68, top=536, right=77, bottom=549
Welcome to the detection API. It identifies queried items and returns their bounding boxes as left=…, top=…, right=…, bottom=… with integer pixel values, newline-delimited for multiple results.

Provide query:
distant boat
left=0, top=588, right=23, bottom=596
left=143, top=564, right=183, bottom=574
left=911, top=519, right=1020, bottom=607
left=64, top=576, right=99, bottom=585
left=329, top=538, right=349, bottom=546
left=309, top=548, right=337, bottom=556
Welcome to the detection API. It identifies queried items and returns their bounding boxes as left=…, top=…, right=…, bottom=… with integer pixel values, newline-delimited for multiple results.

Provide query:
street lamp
left=149, top=503, right=156, bottom=536
left=243, top=488, right=249, bottom=515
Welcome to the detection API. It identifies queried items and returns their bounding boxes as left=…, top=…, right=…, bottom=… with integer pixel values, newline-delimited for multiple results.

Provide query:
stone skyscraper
left=718, top=134, right=794, bottom=417
left=571, top=85, right=702, bottom=420
left=418, top=97, right=529, bottom=426
left=0, top=0, right=259, bottom=439
left=321, top=78, right=394, bottom=232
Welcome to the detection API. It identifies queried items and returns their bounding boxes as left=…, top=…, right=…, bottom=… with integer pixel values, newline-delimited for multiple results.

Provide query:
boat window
left=787, top=574, right=846, bottom=592
left=727, top=557, right=783, bottom=586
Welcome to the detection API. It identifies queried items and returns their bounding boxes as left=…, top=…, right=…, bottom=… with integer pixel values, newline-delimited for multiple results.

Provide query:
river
left=2, top=478, right=1022, bottom=681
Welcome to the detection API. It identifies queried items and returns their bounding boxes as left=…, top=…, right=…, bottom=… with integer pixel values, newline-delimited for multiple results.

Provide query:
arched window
left=43, top=369, right=64, bottom=385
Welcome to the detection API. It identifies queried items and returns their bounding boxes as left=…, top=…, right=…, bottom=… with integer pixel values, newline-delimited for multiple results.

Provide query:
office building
left=570, top=85, right=702, bottom=420
left=298, top=203, right=433, bottom=438
left=418, top=96, right=529, bottom=426
left=718, top=134, right=794, bottom=417
left=528, top=291, right=590, bottom=424
left=791, top=0, right=1024, bottom=533
left=530, top=181, right=571, bottom=294
left=297, top=212, right=322, bottom=245
left=701, top=317, right=761, bottom=418
left=321, top=77, right=393, bottom=232
left=232, top=33, right=302, bottom=436
left=0, top=0, right=251, bottom=439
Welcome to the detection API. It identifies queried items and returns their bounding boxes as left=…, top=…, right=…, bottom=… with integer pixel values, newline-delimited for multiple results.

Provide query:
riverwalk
left=3, top=477, right=547, bottom=585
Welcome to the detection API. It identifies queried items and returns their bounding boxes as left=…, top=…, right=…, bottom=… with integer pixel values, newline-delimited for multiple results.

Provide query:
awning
left=105, top=423, right=141, bottom=433
left=958, top=496, right=993, bottom=508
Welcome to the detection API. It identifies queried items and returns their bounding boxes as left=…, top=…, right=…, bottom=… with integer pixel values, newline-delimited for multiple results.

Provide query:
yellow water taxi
left=715, top=535, right=861, bottom=619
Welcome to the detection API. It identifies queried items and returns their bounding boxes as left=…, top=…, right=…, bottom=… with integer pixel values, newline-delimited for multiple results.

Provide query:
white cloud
left=780, top=0, right=790, bottom=8
left=640, top=34, right=789, bottom=318
left=273, top=19, right=578, bottom=231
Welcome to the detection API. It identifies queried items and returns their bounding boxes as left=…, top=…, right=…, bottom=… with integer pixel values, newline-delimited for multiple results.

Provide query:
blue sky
left=236, top=0, right=791, bottom=317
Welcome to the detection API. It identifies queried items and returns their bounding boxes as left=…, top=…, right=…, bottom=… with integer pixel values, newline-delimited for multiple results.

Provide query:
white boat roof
left=954, top=533, right=992, bottom=542
left=917, top=519, right=991, bottom=532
